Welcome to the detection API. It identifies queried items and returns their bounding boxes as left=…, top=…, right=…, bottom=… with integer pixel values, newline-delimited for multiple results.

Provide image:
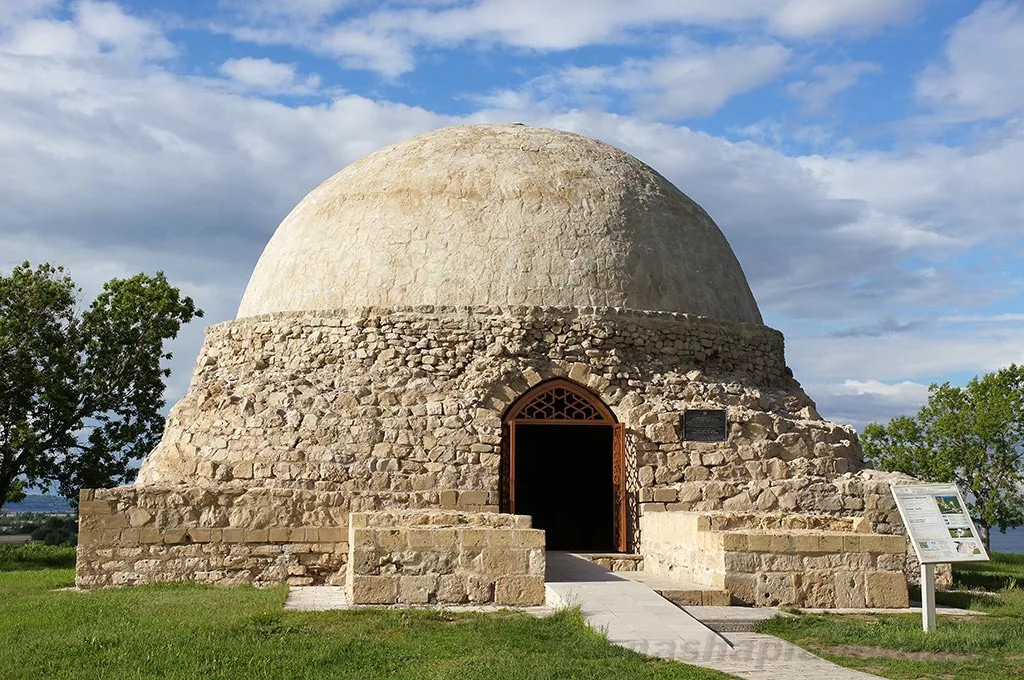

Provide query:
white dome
left=237, top=124, right=763, bottom=325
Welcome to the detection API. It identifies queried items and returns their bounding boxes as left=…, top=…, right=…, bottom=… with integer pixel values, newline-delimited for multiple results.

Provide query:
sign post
left=890, top=483, right=989, bottom=633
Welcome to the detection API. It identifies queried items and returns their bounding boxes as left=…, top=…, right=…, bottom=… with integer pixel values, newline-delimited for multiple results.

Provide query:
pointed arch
left=503, top=378, right=618, bottom=424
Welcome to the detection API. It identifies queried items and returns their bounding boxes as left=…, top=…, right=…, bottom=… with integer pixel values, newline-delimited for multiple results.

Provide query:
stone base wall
left=641, top=511, right=910, bottom=608
left=76, top=486, right=349, bottom=588
left=348, top=510, right=545, bottom=606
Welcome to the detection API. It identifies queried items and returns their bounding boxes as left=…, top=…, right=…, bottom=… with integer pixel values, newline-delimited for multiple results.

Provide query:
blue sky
left=1, top=0, right=1022, bottom=430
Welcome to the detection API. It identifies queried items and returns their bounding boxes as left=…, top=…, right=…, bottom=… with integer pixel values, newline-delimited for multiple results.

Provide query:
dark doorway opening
left=513, top=423, right=614, bottom=552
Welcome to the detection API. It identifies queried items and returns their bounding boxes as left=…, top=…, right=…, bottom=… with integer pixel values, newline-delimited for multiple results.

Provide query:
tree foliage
left=862, top=365, right=1024, bottom=549
left=0, top=262, right=202, bottom=510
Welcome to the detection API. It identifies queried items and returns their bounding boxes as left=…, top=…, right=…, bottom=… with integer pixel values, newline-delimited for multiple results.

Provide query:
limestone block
left=865, top=571, right=909, bottom=608
left=466, top=575, right=494, bottom=603
left=833, top=572, right=867, bottom=608
left=488, top=530, right=514, bottom=547
left=723, top=551, right=759, bottom=572
left=350, top=528, right=376, bottom=550
left=459, top=529, right=488, bottom=547
left=350, top=575, right=399, bottom=604
left=407, top=529, right=434, bottom=549
left=188, top=528, right=212, bottom=543
left=495, top=575, right=545, bottom=606
left=437, top=574, right=468, bottom=603
left=163, top=529, right=187, bottom=544
left=653, top=488, right=678, bottom=503
left=222, top=528, right=245, bottom=543
left=458, top=490, right=488, bottom=506
left=792, top=534, right=821, bottom=553
left=127, top=508, right=153, bottom=527
left=319, top=527, right=347, bottom=542
left=721, top=533, right=748, bottom=551
left=801, top=571, right=837, bottom=607
left=140, top=528, right=162, bottom=544
left=482, top=548, right=528, bottom=576
left=817, top=534, right=845, bottom=554
left=512, top=529, right=545, bottom=549
left=399, top=575, right=437, bottom=604
left=723, top=573, right=756, bottom=605
left=755, top=573, right=800, bottom=607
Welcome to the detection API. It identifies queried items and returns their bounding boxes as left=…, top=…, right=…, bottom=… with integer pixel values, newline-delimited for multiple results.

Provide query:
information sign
left=682, top=409, right=728, bottom=442
left=891, top=483, right=989, bottom=564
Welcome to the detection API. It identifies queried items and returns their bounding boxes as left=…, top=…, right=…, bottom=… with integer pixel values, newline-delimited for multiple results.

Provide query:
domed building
left=76, top=125, right=912, bottom=608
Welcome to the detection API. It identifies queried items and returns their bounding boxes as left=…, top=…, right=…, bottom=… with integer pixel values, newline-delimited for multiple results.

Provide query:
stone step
left=620, top=570, right=732, bottom=606
left=573, top=552, right=644, bottom=571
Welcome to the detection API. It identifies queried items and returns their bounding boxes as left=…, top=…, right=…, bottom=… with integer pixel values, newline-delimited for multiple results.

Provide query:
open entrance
left=501, top=379, right=625, bottom=552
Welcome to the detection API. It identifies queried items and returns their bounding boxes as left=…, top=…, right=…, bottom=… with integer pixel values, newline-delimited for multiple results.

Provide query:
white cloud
left=770, top=0, right=923, bottom=38
left=318, top=25, right=414, bottom=77
left=917, top=1, right=1024, bottom=120
left=635, top=43, right=790, bottom=118
left=402, top=0, right=924, bottom=48
left=788, top=61, right=881, bottom=114
left=805, top=379, right=931, bottom=429
left=2, top=1, right=174, bottom=61
left=790, top=331, right=1024, bottom=384
left=834, top=379, right=931, bottom=401
left=0, top=0, right=61, bottom=27
left=798, top=125, right=1024, bottom=247
left=496, top=42, right=790, bottom=119
left=216, top=0, right=925, bottom=76
left=220, top=57, right=314, bottom=92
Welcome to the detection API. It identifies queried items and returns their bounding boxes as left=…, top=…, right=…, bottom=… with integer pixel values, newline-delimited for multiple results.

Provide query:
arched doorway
left=501, top=379, right=626, bottom=552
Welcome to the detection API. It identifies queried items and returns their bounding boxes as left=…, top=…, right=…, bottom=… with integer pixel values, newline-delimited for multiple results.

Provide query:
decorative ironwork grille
left=512, top=385, right=607, bottom=421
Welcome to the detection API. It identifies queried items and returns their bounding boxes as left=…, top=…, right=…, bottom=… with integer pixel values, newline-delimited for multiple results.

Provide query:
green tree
left=862, top=364, right=1024, bottom=550
left=0, top=262, right=202, bottom=510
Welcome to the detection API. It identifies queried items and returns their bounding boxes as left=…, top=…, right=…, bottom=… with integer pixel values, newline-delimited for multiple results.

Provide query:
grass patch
left=757, top=554, right=1024, bottom=680
left=0, top=568, right=734, bottom=680
left=955, top=552, right=1024, bottom=591
left=0, top=543, right=76, bottom=570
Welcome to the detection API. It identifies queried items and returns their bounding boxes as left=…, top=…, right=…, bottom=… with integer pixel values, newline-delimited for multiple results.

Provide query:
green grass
left=954, top=551, right=1024, bottom=591
left=0, top=543, right=76, bottom=570
left=0, top=562, right=733, bottom=680
left=757, top=554, right=1024, bottom=680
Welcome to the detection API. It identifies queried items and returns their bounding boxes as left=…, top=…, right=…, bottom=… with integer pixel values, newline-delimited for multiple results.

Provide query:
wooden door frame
left=500, top=378, right=627, bottom=552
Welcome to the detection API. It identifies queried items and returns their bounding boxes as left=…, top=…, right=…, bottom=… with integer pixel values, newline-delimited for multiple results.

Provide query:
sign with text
left=682, top=409, right=728, bottom=442
left=891, top=483, right=989, bottom=564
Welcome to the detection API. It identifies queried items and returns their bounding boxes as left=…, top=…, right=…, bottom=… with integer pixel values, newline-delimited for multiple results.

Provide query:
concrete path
left=546, top=552, right=884, bottom=680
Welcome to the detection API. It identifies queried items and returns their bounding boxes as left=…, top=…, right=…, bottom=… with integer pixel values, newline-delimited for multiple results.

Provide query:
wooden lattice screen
left=508, top=380, right=615, bottom=422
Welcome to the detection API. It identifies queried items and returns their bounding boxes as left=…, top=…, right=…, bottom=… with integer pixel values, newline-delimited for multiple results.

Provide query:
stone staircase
left=573, top=552, right=732, bottom=606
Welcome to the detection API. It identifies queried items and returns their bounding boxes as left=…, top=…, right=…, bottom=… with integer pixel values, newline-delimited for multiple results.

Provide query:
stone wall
left=347, top=510, right=545, bottom=606
left=76, top=487, right=349, bottom=588
left=134, top=307, right=865, bottom=548
left=641, top=511, right=910, bottom=608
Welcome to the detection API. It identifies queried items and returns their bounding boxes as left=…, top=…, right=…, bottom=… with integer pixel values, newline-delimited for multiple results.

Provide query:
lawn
left=757, top=553, right=1024, bottom=680
left=0, top=547, right=732, bottom=680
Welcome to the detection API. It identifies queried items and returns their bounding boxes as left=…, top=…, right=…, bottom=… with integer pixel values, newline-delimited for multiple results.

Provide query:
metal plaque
left=683, top=409, right=728, bottom=442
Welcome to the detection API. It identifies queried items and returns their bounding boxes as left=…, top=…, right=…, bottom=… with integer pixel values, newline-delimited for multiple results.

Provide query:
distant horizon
left=2, top=494, right=75, bottom=514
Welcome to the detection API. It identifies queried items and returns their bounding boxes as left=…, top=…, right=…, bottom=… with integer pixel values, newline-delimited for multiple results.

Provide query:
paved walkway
left=282, top=554, right=892, bottom=679
left=546, top=552, right=884, bottom=680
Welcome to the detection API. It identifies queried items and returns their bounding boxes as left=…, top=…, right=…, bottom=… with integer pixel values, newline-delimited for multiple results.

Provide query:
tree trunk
left=978, top=522, right=991, bottom=553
